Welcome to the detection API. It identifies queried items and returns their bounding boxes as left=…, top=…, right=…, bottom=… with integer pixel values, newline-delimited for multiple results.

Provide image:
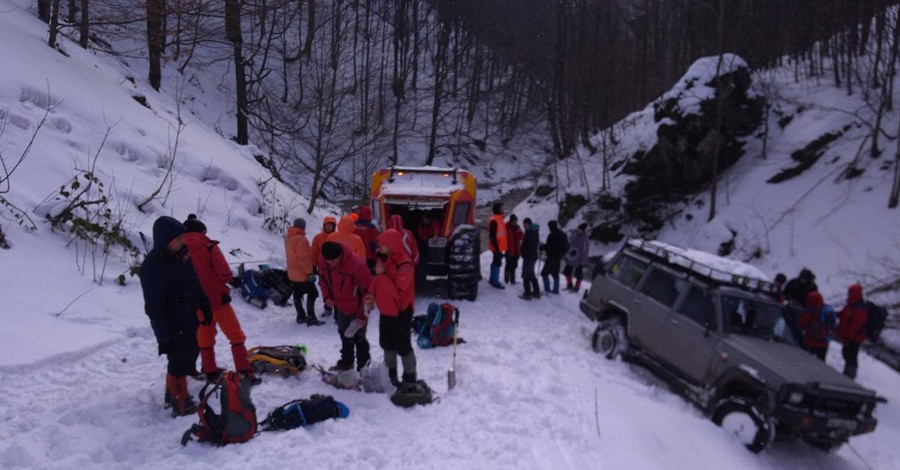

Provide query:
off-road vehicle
left=370, top=166, right=480, bottom=300
left=580, top=239, right=884, bottom=452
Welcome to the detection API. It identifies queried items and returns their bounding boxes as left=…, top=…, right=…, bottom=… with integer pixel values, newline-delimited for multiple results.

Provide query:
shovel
left=447, top=308, right=460, bottom=390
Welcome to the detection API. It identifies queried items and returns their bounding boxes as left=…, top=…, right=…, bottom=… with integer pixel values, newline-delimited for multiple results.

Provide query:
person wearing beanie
left=317, top=241, right=374, bottom=371
left=540, top=220, right=568, bottom=294
left=285, top=217, right=325, bottom=327
left=562, top=223, right=590, bottom=293
left=519, top=218, right=541, bottom=300
left=354, top=205, right=381, bottom=274
left=487, top=203, right=507, bottom=289
left=368, top=229, right=418, bottom=387
left=836, top=284, right=869, bottom=379
left=310, top=215, right=338, bottom=316
left=140, top=216, right=213, bottom=416
left=183, top=215, right=261, bottom=385
left=504, top=214, right=524, bottom=285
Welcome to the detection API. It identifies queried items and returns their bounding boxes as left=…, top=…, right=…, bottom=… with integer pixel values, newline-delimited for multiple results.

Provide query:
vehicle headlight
left=788, top=391, right=804, bottom=404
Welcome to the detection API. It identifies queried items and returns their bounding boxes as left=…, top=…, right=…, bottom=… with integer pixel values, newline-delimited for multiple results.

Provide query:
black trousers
left=335, top=308, right=370, bottom=368
left=292, top=281, right=318, bottom=318
left=842, top=342, right=860, bottom=378
left=380, top=308, right=414, bottom=356
left=166, top=334, right=199, bottom=376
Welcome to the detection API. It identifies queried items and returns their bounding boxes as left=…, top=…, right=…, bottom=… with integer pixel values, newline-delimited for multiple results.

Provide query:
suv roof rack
left=625, top=239, right=778, bottom=295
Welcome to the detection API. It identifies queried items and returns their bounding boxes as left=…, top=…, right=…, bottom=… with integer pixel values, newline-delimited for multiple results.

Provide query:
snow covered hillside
left=1, top=1, right=900, bottom=469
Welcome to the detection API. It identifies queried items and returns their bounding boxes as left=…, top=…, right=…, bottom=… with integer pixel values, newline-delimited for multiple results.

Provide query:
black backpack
left=390, top=380, right=435, bottom=408
left=259, top=395, right=349, bottom=431
left=181, top=372, right=258, bottom=446
left=865, top=301, right=889, bottom=343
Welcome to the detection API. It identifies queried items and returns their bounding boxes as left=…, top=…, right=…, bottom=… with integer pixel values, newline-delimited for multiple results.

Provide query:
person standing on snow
left=318, top=241, right=374, bottom=371
left=783, top=268, right=818, bottom=307
left=355, top=205, right=381, bottom=274
left=387, top=214, right=419, bottom=266
left=487, top=203, right=507, bottom=289
left=798, top=290, right=835, bottom=361
left=540, top=220, right=568, bottom=294
left=182, top=215, right=261, bottom=386
left=368, top=229, right=418, bottom=387
left=328, top=215, right=367, bottom=260
left=562, top=223, right=590, bottom=293
left=140, top=216, right=212, bottom=417
left=836, top=284, right=869, bottom=379
left=504, top=214, right=524, bottom=285
left=285, top=218, right=326, bottom=327
left=519, top=218, right=541, bottom=300
left=310, top=215, right=337, bottom=316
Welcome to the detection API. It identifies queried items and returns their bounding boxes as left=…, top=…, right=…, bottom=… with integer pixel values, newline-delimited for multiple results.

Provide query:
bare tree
left=146, top=0, right=165, bottom=91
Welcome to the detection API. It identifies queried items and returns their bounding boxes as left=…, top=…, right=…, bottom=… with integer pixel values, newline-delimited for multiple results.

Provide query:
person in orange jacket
left=327, top=215, right=367, bottom=260
left=487, top=203, right=507, bottom=289
left=285, top=218, right=325, bottom=327
left=310, top=215, right=337, bottom=316
left=182, top=215, right=262, bottom=386
left=836, top=284, right=869, bottom=379
left=368, top=229, right=417, bottom=387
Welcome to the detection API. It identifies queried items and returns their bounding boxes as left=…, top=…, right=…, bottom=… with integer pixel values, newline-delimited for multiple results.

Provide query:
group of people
left=140, top=208, right=420, bottom=417
left=771, top=268, right=871, bottom=379
left=487, top=203, right=591, bottom=300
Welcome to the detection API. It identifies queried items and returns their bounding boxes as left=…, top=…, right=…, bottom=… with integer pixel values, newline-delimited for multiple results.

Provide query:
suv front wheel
left=711, top=396, right=776, bottom=453
left=591, top=318, right=628, bottom=359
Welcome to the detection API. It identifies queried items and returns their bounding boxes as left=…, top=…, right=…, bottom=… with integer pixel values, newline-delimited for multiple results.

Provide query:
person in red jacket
left=181, top=215, right=260, bottom=385
left=836, top=283, right=869, bottom=379
left=798, top=290, right=835, bottom=361
left=318, top=241, right=373, bottom=371
left=504, top=214, right=524, bottom=285
left=354, top=205, right=381, bottom=274
left=368, top=229, right=418, bottom=387
left=387, top=214, right=419, bottom=266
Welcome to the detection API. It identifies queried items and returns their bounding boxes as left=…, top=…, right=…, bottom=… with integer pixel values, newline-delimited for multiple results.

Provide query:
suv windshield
left=721, top=295, right=795, bottom=344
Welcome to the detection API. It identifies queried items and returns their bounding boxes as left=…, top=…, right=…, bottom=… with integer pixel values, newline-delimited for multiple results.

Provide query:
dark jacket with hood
left=521, top=222, right=540, bottom=262
left=140, top=216, right=210, bottom=345
left=542, top=221, right=569, bottom=272
left=784, top=269, right=819, bottom=306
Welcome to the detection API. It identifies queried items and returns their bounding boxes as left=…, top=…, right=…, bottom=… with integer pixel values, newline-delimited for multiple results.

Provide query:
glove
left=157, top=341, right=171, bottom=356
left=400, top=306, right=413, bottom=322
left=221, top=293, right=232, bottom=305
left=228, top=276, right=243, bottom=288
left=200, top=307, right=213, bottom=326
left=309, top=274, right=317, bottom=282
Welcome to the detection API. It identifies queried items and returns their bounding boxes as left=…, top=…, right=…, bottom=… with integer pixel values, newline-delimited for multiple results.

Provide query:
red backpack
left=181, top=372, right=257, bottom=446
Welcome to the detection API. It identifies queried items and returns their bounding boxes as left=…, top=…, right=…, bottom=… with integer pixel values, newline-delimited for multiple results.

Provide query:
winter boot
left=401, top=372, right=418, bottom=384
left=242, top=370, right=263, bottom=386
left=199, top=347, right=219, bottom=377
left=565, top=275, right=574, bottom=291
left=164, top=374, right=197, bottom=417
left=388, top=367, right=400, bottom=387
left=295, top=312, right=308, bottom=324
left=356, top=339, right=372, bottom=372
left=489, top=266, right=505, bottom=289
left=231, top=343, right=260, bottom=386
left=574, top=279, right=582, bottom=292
left=542, top=275, right=551, bottom=293
left=330, top=360, right=354, bottom=371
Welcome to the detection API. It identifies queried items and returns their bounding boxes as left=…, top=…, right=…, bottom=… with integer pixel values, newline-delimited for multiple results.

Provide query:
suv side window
left=676, top=286, right=717, bottom=329
left=639, top=267, right=681, bottom=307
left=608, top=253, right=648, bottom=288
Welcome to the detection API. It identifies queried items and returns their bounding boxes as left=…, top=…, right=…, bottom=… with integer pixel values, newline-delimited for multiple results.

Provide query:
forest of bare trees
left=32, top=0, right=900, bottom=209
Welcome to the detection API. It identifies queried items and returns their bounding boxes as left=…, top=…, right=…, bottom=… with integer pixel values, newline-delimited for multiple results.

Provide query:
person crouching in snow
left=182, top=214, right=262, bottom=386
left=318, top=241, right=373, bottom=371
left=367, top=229, right=418, bottom=387
left=140, top=216, right=212, bottom=416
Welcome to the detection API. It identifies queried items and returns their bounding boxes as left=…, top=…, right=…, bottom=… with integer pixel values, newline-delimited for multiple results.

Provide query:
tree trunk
left=426, top=23, right=449, bottom=166
left=146, top=0, right=165, bottom=91
left=38, top=0, right=51, bottom=22
left=48, top=0, right=61, bottom=48
left=225, top=0, right=248, bottom=145
left=79, top=0, right=89, bottom=49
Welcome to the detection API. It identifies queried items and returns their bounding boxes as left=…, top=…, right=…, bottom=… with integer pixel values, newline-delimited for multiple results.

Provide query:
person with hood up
left=285, top=218, right=326, bottom=327
left=504, top=214, right=524, bottom=285
left=562, top=223, right=590, bottom=292
left=798, top=290, right=835, bottom=361
left=367, top=229, right=418, bottom=386
left=355, top=205, right=381, bottom=274
left=310, top=215, right=337, bottom=316
left=327, top=215, right=367, bottom=260
left=387, top=214, right=419, bottom=266
left=540, top=220, right=569, bottom=294
left=783, top=268, right=818, bottom=307
left=140, top=216, right=212, bottom=416
left=318, top=241, right=374, bottom=371
left=519, top=218, right=541, bottom=300
left=487, top=203, right=507, bottom=289
left=836, top=284, right=869, bottom=379
left=182, top=214, right=261, bottom=386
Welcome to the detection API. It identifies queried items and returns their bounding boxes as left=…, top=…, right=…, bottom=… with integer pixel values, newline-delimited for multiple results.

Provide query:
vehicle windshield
left=721, top=295, right=795, bottom=344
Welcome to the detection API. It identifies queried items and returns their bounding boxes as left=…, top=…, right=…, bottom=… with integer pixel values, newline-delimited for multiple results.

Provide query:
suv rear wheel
left=711, top=397, right=775, bottom=453
left=591, top=317, right=628, bottom=359
left=447, top=226, right=480, bottom=301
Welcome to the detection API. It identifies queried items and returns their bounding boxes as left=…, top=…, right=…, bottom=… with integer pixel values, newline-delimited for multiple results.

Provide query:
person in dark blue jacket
left=519, top=218, right=541, bottom=300
left=540, top=220, right=569, bottom=294
left=140, top=216, right=212, bottom=417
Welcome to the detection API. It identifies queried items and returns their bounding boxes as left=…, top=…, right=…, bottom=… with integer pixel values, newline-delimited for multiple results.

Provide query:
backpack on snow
left=259, top=394, right=349, bottom=431
left=416, top=302, right=458, bottom=349
left=239, top=263, right=273, bottom=309
left=260, top=268, right=292, bottom=306
left=390, top=380, right=435, bottom=408
left=181, top=371, right=257, bottom=446
left=865, top=301, right=889, bottom=343
left=247, top=345, right=307, bottom=377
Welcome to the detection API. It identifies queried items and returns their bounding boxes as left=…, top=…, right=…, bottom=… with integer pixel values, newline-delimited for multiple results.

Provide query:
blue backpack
left=416, top=303, right=458, bottom=349
left=239, top=264, right=273, bottom=309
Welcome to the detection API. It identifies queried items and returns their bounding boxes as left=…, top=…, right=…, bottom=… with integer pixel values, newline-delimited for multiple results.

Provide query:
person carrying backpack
left=285, top=218, right=326, bottom=327
left=519, top=218, right=541, bottom=300
left=140, top=216, right=212, bottom=417
left=563, top=223, right=590, bottom=293
left=836, top=283, right=869, bottom=379
left=183, top=215, right=262, bottom=386
left=540, top=220, right=568, bottom=294
left=798, top=290, right=835, bottom=361
left=504, top=214, right=524, bottom=285
left=318, top=241, right=374, bottom=371
left=368, top=229, right=418, bottom=387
